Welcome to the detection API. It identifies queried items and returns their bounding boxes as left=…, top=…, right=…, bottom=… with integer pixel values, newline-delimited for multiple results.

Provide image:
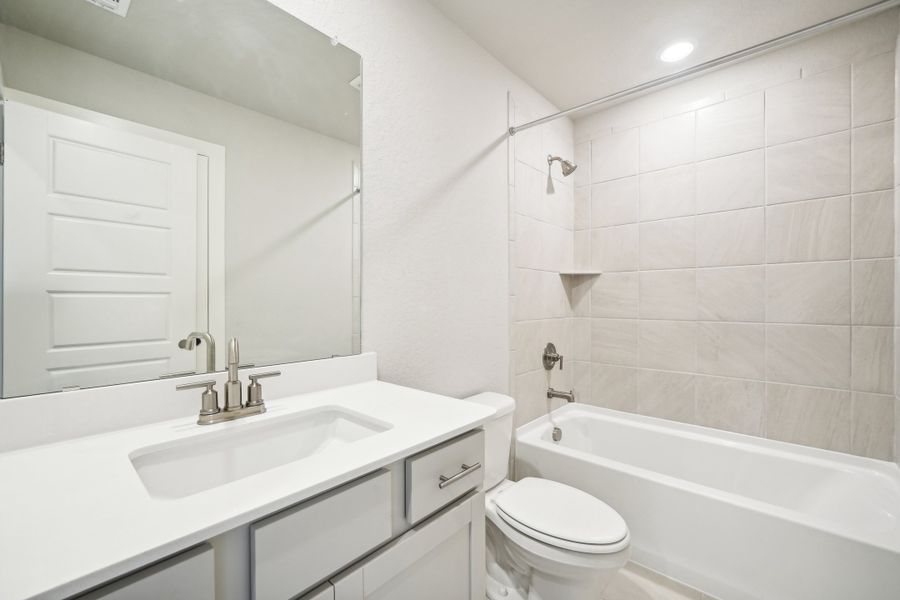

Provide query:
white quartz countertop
left=0, top=381, right=495, bottom=600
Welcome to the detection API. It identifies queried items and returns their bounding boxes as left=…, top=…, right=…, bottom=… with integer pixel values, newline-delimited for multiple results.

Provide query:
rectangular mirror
left=0, top=0, right=362, bottom=397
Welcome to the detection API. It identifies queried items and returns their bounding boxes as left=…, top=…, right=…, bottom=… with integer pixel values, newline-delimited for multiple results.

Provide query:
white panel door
left=3, top=100, right=200, bottom=396
left=332, top=493, right=485, bottom=600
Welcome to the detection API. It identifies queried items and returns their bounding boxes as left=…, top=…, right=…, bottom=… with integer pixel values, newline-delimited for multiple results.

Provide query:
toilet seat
left=493, top=478, right=628, bottom=554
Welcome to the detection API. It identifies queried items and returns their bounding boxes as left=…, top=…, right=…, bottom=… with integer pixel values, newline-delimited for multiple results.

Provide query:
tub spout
left=547, top=387, right=575, bottom=403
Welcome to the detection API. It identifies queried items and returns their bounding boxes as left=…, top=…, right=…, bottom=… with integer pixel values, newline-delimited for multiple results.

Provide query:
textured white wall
left=269, top=0, right=560, bottom=397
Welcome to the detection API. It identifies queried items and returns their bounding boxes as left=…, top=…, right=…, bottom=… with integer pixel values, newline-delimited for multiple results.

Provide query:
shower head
left=547, top=155, right=577, bottom=177
left=546, top=155, right=577, bottom=194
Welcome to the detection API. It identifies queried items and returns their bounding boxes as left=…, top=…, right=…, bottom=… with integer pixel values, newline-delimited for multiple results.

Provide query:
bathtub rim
left=515, top=403, right=900, bottom=555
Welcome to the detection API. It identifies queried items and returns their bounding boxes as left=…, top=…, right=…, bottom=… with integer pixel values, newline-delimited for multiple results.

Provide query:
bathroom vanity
left=0, top=358, right=494, bottom=599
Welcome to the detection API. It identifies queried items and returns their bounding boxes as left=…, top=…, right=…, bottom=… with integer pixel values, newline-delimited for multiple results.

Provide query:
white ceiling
left=0, top=0, right=361, bottom=143
left=428, top=0, right=877, bottom=116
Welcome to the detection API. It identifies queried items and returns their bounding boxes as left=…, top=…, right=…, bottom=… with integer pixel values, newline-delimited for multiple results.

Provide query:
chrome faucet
left=178, top=331, right=216, bottom=373
left=224, top=338, right=243, bottom=412
left=176, top=337, right=281, bottom=425
left=547, top=387, right=575, bottom=403
left=547, top=388, right=575, bottom=443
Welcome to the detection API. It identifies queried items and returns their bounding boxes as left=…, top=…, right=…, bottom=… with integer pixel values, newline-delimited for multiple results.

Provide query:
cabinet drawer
left=77, top=544, right=214, bottom=600
left=405, top=429, right=484, bottom=524
left=251, top=470, right=392, bottom=600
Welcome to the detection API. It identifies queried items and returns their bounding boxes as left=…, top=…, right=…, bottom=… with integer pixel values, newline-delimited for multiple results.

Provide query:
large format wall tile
left=574, top=187, right=590, bottom=230
left=695, top=92, right=764, bottom=160
left=696, top=266, right=765, bottom=322
left=592, top=177, right=638, bottom=227
left=568, top=23, right=896, bottom=460
left=592, top=224, right=639, bottom=272
left=766, top=131, right=850, bottom=204
left=766, top=383, right=851, bottom=452
left=766, top=262, right=851, bottom=325
left=852, top=52, right=895, bottom=127
left=592, top=129, right=639, bottom=183
left=765, top=196, right=850, bottom=263
left=851, top=191, right=894, bottom=258
left=640, top=217, right=695, bottom=270
left=639, top=270, right=697, bottom=320
left=852, top=259, right=894, bottom=325
left=640, top=112, right=695, bottom=172
left=695, top=376, right=765, bottom=436
left=697, top=322, right=765, bottom=379
left=637, top=370, right=695, bottom=423
left=590, top=272, right=639, bottom=318
left=592, top=318, right=639, bottom=366
left=639, top=320, right=697, bottom=372
left=695, top=208, right=765, bottom=267
left=851, top=121, right=894, bottom=193
left=765, top=66, right=850, bottom=145
left=850, top=392, right=894, bottom=459
left=590, top=364, right=638, bottom=412
left=696, top=149, right=765, bottom=214
left=766, top=324, right=850, bottom=389
left=851, top=326, right=894, bottom=394
left=640, top=165, right=695, bottom=221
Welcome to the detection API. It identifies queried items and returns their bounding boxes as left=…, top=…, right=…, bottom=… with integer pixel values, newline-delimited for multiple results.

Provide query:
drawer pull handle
left=438, top=462, right=482, bottom=489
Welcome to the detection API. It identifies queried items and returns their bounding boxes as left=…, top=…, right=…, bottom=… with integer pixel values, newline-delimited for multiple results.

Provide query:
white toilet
left=466, top=392, right=630, bottom=600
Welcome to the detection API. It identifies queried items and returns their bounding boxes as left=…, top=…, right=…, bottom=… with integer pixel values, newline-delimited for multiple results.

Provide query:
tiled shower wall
left=570, top=12, right=898, bottom=460
left=508, top=95, right=577, bottom=428
left=894, top=23, right=900, bottom=467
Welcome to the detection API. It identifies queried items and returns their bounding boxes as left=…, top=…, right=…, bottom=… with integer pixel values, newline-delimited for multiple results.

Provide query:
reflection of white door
left=3, top=100, right=200, bottom=396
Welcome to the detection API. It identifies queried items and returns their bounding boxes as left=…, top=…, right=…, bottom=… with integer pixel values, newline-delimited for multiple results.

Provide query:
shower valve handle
left=543, top=342, right=563, bottom=370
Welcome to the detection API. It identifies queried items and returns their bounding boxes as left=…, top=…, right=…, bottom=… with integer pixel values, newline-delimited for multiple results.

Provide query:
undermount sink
left=130, top=407, right=392, bottom=499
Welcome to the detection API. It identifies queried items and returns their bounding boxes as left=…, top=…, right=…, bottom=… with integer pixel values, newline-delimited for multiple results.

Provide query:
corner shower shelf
left=558, top=271, right=602, bottom=277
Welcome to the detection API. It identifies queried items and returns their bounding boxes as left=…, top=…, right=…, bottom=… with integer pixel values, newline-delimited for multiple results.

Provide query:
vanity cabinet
left=76, top=545, right=214, bottom=600
left=332, top=492, right=484, bottom=600
left=67, top=430, right=485, bottom=600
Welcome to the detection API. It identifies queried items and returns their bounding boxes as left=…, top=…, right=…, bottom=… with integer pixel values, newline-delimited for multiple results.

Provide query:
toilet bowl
left=465, top=393, right=630, bottom=600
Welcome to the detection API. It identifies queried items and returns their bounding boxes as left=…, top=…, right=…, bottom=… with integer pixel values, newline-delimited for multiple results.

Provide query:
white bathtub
left=515, top=404, right=900, bottom=600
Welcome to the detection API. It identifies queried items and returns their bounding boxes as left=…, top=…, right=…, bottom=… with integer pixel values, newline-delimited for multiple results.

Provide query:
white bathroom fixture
left=517, top=404, right=900, bottom=600
left=466, top=392, right=629, bottom=600
left=130, top=407, right=391, bottom=499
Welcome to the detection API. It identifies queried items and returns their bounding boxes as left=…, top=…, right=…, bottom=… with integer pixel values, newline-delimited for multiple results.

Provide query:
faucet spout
left=178, top=331, right=216, bottom=373
left=547, top=387, right=575, bottom=403
left=223, top=337, right=243, bottom=412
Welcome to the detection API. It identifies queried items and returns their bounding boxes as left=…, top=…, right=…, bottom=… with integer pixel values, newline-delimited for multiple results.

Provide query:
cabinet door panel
left=251, top=470, right=391, bottom=600
left=333, top=493, right=482, bottom=600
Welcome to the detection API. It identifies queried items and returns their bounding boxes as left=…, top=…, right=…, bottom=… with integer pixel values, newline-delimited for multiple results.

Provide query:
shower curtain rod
left=508, top=0, right=900, bottom=136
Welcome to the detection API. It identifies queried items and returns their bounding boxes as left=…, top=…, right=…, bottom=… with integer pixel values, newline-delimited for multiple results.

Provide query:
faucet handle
left=176, top=380, right=220, bottom=418
left=542, top=342, right=564, bottom=370
left=246, top=371, right=281, bottom=407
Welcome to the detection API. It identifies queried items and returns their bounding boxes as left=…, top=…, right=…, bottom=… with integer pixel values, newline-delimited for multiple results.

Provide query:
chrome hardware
left=552, top=426, right=563, bottom=442
left=247, top=371, right=281, bottom=408
left=542, top=342, right=563, bottom=370
left=438, top=462, right=482, bottom=489
left=178, top=331, right=216, bottom=373
left=176, top=338, right=268, bottom=426
left=224, top=338, right=243, bottom=412
left=547, top=387, right=575, bottom=403
left=176, top=379, right=221, bottom=424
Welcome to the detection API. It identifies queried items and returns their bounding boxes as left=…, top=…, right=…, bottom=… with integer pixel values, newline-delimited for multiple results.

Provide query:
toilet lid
left=494, top=478, right=628, bottom=548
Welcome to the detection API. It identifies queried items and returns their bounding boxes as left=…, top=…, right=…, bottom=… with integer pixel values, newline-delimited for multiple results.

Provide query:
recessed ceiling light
left=660, top=41, right=694, bottom=63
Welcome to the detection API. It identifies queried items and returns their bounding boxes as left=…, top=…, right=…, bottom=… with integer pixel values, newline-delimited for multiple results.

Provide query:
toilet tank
left=464, top=392, right=515, bottom=489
